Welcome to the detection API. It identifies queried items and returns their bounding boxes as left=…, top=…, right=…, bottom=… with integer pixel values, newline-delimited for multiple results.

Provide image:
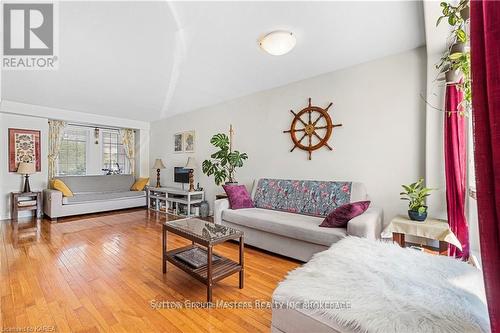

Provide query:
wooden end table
left=162, top=218, right=244, bottom=302
left=10, top=191, right=42, bottom=221
left=382, top=215, right=462, bottom=255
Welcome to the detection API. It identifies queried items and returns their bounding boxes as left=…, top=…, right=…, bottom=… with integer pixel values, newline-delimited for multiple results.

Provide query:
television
left=174, top=167, right=190, bottom=184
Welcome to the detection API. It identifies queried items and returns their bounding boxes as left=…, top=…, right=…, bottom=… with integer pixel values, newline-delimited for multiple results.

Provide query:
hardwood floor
left=0, top=209, right=300, bottom=333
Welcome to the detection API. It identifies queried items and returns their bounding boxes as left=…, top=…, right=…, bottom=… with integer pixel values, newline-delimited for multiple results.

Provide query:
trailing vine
left=435, top=0, right=471, bottom=115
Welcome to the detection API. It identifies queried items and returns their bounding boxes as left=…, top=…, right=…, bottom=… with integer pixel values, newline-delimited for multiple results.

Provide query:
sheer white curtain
left=119, top=128, right=135, bottom=175
left=47, top=120, right=67, bottom=182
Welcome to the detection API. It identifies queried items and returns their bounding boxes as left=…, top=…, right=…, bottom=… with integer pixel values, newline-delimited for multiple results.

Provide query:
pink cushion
left=319, top=201, right=371, bottom=228
left=223, top=185, right=255, bottom=210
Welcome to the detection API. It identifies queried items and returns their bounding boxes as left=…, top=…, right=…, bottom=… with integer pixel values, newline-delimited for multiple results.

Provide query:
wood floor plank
left=0, top=209, right=300, bottom=332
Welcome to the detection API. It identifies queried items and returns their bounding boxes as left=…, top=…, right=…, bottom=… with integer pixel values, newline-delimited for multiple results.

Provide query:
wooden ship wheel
left=283, top=98, right=342, bottom=160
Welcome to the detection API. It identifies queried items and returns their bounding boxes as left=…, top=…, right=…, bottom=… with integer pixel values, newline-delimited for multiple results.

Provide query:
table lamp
left=152, top=159, right=166, bottom=188
left=17, top=162, right=36, bottom=193
left=185, top=157, right=197, bottom=192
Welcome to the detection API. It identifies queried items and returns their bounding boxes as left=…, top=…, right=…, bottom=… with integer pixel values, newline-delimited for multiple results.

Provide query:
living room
left=1, top=1, right=498, bottom=333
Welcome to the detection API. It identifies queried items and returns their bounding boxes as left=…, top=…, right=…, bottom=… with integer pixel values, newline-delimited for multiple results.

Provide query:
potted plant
left=202, top=133, right=248, bottom=186
left=400, top=178, right=434, bottom=222
left=435, top=0, right=471, bottom=115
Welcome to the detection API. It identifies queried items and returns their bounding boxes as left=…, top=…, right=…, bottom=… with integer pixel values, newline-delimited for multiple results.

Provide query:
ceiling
left=1, top=1, right=425, bottom=121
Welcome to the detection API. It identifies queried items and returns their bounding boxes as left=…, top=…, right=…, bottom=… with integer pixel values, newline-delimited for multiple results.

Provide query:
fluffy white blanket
left=273, top=237, right=490, bottom=333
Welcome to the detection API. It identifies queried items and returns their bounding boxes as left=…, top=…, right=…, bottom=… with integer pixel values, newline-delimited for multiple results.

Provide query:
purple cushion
left=319, top=201, right=371, bottom=228
left=223, top=185, right=255, bottom=210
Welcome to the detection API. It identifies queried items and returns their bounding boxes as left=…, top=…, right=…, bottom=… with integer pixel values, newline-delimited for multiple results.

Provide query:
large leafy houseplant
left=400, top=178, right=434, bottom=221
left=202, top=133, right=248, bottom=186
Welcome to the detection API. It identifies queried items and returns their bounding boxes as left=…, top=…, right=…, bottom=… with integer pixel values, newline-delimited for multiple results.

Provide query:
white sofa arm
left=214, top=199, right=230, bottom=224
left=43, top=189, right=63, bottom=219
left=347, top=207, right=383, bottom=240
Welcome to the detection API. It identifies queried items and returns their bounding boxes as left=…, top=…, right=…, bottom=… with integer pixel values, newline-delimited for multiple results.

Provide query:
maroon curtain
left=471, top=1, right=500, bottom=331
left=444, top=84, right=469, bottom=259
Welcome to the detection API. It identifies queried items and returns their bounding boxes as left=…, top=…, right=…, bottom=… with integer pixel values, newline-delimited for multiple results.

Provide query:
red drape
left=444, top=84, right=469, bottom=259
left=471, top=1, right=500, bottom=331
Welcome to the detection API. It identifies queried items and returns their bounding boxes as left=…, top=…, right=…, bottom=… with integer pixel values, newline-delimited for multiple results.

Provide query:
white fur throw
left=273, top=237, right=490, bottom=333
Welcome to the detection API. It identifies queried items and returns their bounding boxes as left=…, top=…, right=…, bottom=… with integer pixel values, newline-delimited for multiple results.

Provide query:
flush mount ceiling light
left=259, top=31, right=296, bottom=56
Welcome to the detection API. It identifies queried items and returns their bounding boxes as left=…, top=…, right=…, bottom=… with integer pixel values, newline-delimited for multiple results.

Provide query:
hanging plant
left=435, top=0, right=471, bottom=115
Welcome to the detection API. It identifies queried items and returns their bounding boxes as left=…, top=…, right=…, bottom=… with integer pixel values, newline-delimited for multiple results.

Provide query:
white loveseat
left=214, top=178, right=383, bottom=262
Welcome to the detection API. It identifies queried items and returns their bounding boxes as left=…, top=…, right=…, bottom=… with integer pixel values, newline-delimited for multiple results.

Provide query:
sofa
left=43, top=174, right=147, bottom=221
left=214, top=178, right=383, bottom=262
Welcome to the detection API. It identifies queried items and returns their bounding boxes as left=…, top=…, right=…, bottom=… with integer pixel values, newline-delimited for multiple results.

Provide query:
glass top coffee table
left=162, top=218, right=244, bottom=302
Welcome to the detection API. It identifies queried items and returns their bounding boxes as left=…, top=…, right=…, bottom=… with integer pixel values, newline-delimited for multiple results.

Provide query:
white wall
left=0, top=103, right=150, bottom=220
left=150, top=47, right=427, bottom=223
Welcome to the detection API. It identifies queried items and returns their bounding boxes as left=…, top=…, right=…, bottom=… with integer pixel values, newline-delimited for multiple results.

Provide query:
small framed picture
left=183, top=131, right=195, bottom=153
left=174, top=133, right=183, bottom=153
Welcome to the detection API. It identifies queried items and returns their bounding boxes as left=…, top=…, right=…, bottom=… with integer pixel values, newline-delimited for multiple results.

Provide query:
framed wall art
left=183, top=131, right=195, bottom=153
left=8, top=128, right=41, bottom=172
left=174, top=133, right=183, bottom=153
left=174, top=131, right=195, bottom=153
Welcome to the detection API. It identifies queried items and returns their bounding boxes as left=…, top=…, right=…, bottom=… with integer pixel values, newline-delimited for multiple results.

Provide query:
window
left=102, top=130, right=130, bottom=174
left=57, top=127, right=88, bottom=176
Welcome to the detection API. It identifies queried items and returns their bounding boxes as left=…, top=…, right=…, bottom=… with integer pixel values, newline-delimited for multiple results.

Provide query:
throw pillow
left=51, top=179, right=74, bottom=197
left=319, top=201, right=371, bottom=228
left=223, top=185, right=254, bottom=210
left=131, top=177, right=149, bottom=191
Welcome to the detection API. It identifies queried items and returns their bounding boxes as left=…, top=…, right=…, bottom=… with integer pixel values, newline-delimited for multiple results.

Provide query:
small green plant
left=400, top=178, right=433, bottom=214
left=202, top=133, right=248, bottom=185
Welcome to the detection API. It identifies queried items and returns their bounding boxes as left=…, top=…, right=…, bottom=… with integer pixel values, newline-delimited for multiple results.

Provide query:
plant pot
left=445, top=69, right=462, bottom=83
left=460, top=7, right=470, bottom=21
left=408, top=209, right=427, bottom=222
left=450, top=42, right=465, bottom=55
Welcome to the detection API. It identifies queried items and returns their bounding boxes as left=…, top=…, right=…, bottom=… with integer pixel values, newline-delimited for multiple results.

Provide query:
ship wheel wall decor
left=283, top=98, right=342, bottom=160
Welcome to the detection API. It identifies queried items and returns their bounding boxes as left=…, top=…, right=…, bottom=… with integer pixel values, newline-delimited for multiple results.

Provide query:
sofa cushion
left=131, top=177, right=149, bottom=191
left=55, top=175, right=135, bottom=194
left=50, top=179, right=74, bottom=197
left=222, top=208, right=347, bottom=246
left=252, top=178, right=352, bottom=217
left=63, top=191, right=145, bottom=205
left=320, top=201, right=371, bottom=228
left=223, top=185, right=254, bottom=209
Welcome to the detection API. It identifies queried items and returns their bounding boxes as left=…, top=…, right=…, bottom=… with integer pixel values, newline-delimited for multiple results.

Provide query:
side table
left=11, top=191, right=42, bottom=221
left=382, top=215, right=462, bottom=255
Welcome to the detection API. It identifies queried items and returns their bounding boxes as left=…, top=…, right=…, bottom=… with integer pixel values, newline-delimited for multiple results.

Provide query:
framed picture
left=183, top=131, right=195, bottom=153
left=9, top=128, right=41, bottom=172
left=174, top=133, right=183, bottom=153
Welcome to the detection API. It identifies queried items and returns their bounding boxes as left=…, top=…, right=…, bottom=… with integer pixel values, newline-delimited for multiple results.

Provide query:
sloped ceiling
left=1, top=1, right=425, bottom=121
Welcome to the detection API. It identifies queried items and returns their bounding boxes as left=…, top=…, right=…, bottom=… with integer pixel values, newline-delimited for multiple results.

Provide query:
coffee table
left=162, top=218, right=244, bottom=302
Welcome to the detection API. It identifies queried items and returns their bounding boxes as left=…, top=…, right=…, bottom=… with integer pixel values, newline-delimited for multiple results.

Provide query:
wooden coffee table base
left=162, top=225, right=244, bottom=302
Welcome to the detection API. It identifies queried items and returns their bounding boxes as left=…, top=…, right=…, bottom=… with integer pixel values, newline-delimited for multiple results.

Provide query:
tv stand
left=147, top=187, right=204, bottom=217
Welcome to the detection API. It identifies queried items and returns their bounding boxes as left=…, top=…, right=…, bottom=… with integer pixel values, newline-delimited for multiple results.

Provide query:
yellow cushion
left=51, top=179, right=74, bottom=197
left=131, top=177, right=149, bottom=191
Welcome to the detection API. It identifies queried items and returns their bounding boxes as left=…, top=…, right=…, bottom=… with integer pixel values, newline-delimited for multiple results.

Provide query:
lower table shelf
left=165, top=245, right=242, bottom=284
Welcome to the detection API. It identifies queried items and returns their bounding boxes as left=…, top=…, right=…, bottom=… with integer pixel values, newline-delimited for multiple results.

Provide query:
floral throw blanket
left=253, top=178, right=352, bottom=217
